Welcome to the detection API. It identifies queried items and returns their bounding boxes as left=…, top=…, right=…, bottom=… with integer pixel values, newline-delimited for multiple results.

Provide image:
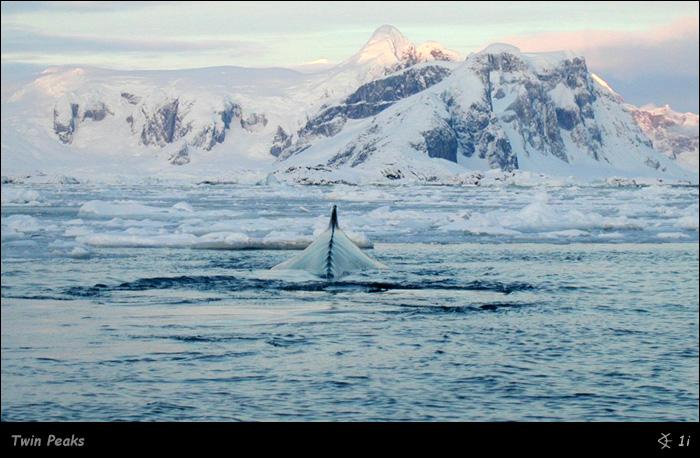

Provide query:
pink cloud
left=497, top=17, right=699, bottom=77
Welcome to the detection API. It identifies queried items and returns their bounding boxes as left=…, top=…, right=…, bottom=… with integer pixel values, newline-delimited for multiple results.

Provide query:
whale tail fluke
left=272, top=205, right=386, bottom=279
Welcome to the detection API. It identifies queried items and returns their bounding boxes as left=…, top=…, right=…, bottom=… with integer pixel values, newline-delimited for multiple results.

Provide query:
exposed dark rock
left=470, top=49, right=603, bottom=163
left=386, top=47, right=420, bottom=74
left=280, top=65, right=452, bottom=159
left=270, top=126, right=292, bottom=157
left=221, top=102, right=241, bottom=129
left=241, top=112, right=268, bottom=130
left=645, top=157, right=661, bottom=170
left=555, top=108, right=578, bottom=130
left=507, top=81, right=569, bottom=163
left=280, top=49, right=617, bottom=174
left=437, top=93, right=518, bottom=171
left=381, top=167, right=404, bottom=180
left=277, top=165, right=357, bottom=185
left=190, top=124, right=225, bottom=150
left=345, top=65, right=451, bottom=108
left=169, top=143, right=190, bottom=165
left=326, top=124, right=381, bottom=167
left=631, top=107, right=698, bottom=162
left=138, top=100, right=248, bottom=150
left=422, top=125, right=458, bottom=162
left=82, top=102, right=112, bottom=121
left=426, top=48, right=453, bottom=62
left=186, top=103, right=238, bottom=150
left=120, top=92, right=141, bottom=105
left=140, top=99, right=187, bottom=146
left=53, top=103, right=80, bottom=144
left=488, top=134, right=518, bottom=170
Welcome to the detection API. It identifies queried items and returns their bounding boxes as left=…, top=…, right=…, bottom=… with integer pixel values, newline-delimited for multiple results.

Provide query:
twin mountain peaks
left=1, top=25, right=697, bottom=183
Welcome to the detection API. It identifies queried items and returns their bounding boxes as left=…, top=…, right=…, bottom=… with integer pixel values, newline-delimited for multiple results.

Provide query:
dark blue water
left=1, top=183, right=698, bottom=420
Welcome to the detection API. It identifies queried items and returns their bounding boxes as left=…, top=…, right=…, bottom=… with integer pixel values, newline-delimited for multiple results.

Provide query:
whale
left=272, top=205, right=386, bottom=279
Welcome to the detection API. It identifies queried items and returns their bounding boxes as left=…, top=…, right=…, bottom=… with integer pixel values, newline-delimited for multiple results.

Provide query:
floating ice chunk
left=436, top=191, right=644, bottom=235
left=172, top=202, right=194, bottom=212
left=463, top=226, right=522, bottom=236
left=191, top=230, right=367, bottom=251
left=64, top=226, right=92, bottom=237
left=3, top=215, right=41, bottom=233
left=191, top=232, right=251, bottom=249
left=326, top=187, right=394, bottom=202
left=1, top=230, right=23, bottom=242
left=68, top=245, right=92, bottom=259
left=597, top=232, right=625, bottom=239
left=1, top=188, right=40, bottom=205
left=102, top=218, right=167, bottom=229
left=79, top=200, right=170, bottom=217
left=343, top=230, right=373, bottom=249
left=48, top=239, right=76, bottom=249
left=3, top=239, right=38, bottom=248
left=543, top=229, right=590, bottom=238
left=657, top=232, right=690, bottom=239
left=676, top=214, right=699, bottom=231
left=78, top=233, right=198, bottom=248
left=263, top=231, right=313, bottom=249
left=263, top=173, right=280, bottom=186
left=358, top=205, right=435, bottom=231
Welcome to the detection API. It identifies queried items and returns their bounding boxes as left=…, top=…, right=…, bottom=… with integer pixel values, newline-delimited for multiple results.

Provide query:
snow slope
left=630, top=104, right=699, bottom=171
left=277, top=44, right=695, bottom=183
left=1, top=25, right=697, bottom=184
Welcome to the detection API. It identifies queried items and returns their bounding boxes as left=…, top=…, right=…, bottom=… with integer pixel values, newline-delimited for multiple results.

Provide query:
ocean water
left=1, top=182, right=698, bottom=421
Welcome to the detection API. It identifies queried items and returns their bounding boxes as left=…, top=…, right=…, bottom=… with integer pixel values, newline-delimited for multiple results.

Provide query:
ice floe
left=1, top=188, right=40, bottom=205
left=1, top=182, right=697, bottom=255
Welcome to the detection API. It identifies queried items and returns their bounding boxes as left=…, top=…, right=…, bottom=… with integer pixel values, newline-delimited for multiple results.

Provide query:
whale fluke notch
left=272, top=205, right=386, bottom=279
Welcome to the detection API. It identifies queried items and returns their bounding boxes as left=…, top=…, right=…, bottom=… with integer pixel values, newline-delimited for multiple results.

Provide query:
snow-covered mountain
left=274, top=42, right=694, bottom=183
left=1, top=25, right=696, bottom=184
left=630, top=104, right=699, bottom=171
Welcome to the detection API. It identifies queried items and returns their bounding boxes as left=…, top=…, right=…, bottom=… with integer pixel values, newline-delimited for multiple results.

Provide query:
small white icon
left=658, top=433, right=672, bottom=450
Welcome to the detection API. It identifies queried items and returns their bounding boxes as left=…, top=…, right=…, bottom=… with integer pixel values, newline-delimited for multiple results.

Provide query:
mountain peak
left=368, top=24, right=405, bottom=41
left=477, top=43, right=522, bottom=56
left=416, top=41, right=461, bottom=62
left=347, top=25, right=459, bottom=68
left=349, top=24, right=415, bottom=68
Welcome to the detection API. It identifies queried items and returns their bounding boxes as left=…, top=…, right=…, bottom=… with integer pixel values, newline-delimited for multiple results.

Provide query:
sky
left=1, top=1, right=698, bottom=111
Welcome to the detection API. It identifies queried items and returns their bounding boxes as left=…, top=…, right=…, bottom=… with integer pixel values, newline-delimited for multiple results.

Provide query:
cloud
left=0, top=25, right=267, bottom=56
left=0, top=1, right=163, bottom=14
left=493, top=16, right=699, bottom=112
left=498, top=17, right=699, bottom=78
left=1, top=2, right=696, bottom=110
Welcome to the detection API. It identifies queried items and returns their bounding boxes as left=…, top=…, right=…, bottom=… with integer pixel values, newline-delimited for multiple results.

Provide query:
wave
left=63, top=275, right=538, bottom=296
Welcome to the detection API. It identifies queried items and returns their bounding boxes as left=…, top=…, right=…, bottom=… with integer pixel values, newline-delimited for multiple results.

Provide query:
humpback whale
left=272, top=205, right=386, bottom=279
